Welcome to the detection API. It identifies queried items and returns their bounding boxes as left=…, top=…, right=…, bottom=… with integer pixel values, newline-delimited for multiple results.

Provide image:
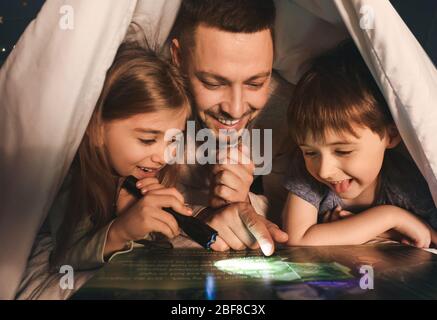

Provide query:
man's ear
left=386, top=124, right=402, bottom=149
left=170, top=38, right=182, bottom=67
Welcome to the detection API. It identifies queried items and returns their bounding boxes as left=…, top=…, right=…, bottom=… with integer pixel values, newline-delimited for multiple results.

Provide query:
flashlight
left=122, top=175, right=218, bottom=249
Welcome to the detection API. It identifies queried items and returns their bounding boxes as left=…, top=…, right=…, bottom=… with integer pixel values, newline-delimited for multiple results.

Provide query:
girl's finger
left=141, top=183, right=165, bottom=194
left=147, top=217, right=178, bottom=239
left=146, top=187, right=185, bottom=204
left=146, top=194, right=192, bottom=216
left=136, top=177, right=161, bottom=189
left=151, top=210, right=181, bottom=237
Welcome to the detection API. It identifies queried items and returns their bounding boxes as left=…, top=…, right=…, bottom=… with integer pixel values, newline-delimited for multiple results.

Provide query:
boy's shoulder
left=379, top=148, right=437, bottom=228
left=283, top=152, right=339, bottom=213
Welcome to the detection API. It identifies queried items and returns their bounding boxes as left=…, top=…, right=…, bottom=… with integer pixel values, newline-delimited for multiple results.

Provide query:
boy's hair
left=173, top=0, right=276, bottom=54
left=288, top=40, right=394, bottom=145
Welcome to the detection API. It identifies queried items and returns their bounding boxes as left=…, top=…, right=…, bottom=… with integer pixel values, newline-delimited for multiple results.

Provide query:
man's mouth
left=216, top=117, right=240, bottom=126
left=327, top=178, right=353, bottom=193
left=209, top=114, right=247, bottom=131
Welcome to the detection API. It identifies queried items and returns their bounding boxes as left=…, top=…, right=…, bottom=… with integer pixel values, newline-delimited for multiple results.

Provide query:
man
left=168, top=0, right=289, bottom=255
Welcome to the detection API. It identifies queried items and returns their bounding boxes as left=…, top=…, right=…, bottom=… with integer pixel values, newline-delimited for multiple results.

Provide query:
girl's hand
left=115, top=177, right=171, bottom=215
left=322, top=206, right=353, bottom=223
left=107, top=180, right=192, bottom=255
left=394, top=211, right=432, bottom=248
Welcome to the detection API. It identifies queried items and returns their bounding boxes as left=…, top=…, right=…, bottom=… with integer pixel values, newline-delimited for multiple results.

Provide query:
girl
left=49, top=41, right=192, bottom=270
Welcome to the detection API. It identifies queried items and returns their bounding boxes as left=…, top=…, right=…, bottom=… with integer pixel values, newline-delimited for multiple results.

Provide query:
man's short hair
left=173, top=0, right=276, bottom=52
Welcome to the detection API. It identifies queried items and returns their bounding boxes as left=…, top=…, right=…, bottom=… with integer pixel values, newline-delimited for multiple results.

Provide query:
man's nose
left=222, top=85, right=245, bottom=119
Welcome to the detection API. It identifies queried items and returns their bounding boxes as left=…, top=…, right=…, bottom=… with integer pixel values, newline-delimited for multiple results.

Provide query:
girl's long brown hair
left=51, top=39, right=191, bottom=268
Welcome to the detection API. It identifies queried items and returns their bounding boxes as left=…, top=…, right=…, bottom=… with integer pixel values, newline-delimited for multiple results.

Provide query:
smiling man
left=169, top=0, right=289, bottom=255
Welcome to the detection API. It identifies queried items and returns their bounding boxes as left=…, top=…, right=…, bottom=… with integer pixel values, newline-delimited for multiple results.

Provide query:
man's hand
left=209, top=144, right=255, bottom=208
left=198, top=202, right=288, bottom=256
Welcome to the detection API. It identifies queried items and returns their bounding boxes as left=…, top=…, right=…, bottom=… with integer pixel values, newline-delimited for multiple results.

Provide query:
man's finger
left=238, top=206, right=274, bottom=256
left=210, top=236, right=230, bottom=252
left=266, top=222, right=289, bottom=243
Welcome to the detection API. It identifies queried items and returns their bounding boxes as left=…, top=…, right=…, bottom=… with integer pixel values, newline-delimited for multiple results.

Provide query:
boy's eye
left=303, top=151, right=318, bottom=157
left=335, top=150, right=353, bottom=156
left=139, top=138, right=156, bottom=145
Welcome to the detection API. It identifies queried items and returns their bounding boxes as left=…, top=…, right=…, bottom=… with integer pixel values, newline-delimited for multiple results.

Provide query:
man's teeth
left=216, top=117, right=240, bottom=126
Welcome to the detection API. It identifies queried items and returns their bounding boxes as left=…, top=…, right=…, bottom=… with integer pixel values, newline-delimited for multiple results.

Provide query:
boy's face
left=103, top=108, right=188, bottom=180
left=299, top=125, right=399, bottom=204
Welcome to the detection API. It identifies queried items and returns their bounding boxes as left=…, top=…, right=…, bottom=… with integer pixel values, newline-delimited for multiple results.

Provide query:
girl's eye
left=335, top=150, right=353, bottom=156
left=139, top=139, right=156, bottom=146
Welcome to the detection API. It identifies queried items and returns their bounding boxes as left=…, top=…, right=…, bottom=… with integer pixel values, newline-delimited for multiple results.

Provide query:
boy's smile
left=299, top=124, right=400, bottom=207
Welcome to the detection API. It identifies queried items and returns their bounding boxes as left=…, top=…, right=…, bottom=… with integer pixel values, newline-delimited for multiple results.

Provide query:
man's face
left=175, top=25, right=274, bottom=136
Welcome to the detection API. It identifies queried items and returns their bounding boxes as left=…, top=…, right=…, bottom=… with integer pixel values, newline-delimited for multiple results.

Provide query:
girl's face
left=103, top=107, right=188, bottom=179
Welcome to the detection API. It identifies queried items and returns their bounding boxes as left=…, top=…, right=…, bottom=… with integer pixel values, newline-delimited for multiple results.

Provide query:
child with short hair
left=283, top=41, right=437, bottom=247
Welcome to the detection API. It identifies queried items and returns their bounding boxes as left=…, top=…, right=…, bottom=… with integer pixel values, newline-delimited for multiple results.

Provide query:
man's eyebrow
left=245, top=71, right=271, bottom=82
left=195, top=71, right=271, bottom=83
left=134, top=128, right=162, bottom=134
left=195, top=72, right=229, bottom=84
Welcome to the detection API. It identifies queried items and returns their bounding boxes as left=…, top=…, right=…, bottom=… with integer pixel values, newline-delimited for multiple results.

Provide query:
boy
left=283, top=41, right=437, bottom=247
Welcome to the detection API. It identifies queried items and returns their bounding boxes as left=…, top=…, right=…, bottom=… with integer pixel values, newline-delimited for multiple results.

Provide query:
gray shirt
left=283, top=148, right=437, bottom=228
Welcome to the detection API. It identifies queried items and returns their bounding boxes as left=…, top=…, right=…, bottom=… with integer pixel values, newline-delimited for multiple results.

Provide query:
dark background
left=1, top=0, right=436, bottom=67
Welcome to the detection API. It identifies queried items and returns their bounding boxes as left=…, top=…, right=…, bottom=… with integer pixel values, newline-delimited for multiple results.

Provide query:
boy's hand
left=394, top=211, right=432, bottom=248
left=322, top=205, right=353, bottom=223
left=209, top=144, right=254, bottom=208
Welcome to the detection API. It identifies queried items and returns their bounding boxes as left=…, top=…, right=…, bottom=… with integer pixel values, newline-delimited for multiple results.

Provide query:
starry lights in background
left=0, top=0, right=44, bottom=66
left=0, top=0, right=435, bottom=68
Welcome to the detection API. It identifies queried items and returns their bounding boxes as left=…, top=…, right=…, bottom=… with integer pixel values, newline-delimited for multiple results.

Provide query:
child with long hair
left=49, top=41, right=192, bottom=270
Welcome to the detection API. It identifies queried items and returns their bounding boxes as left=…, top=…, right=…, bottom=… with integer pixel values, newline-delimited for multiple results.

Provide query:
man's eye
left=202, top=80, right=222, bottom=90
left=139, top=139, right=156, bottom=145
left=335, top=150, right=353, bottom=156
left=246, top=82, right=264, bottom=89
